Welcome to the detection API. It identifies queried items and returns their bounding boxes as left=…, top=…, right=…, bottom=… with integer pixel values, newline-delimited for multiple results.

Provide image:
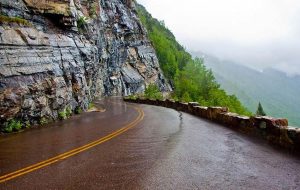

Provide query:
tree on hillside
left=144, top=84, right=163, bottom=100
left=256, top=102, right=266, bottom=116
left=182, top=91, right=192, bottom=102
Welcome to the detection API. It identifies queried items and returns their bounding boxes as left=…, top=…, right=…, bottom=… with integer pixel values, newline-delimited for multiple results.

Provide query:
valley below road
left=0, top=98, right=300, bottom=190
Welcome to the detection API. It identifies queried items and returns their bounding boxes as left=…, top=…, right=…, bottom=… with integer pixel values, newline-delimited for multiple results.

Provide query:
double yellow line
left=0, top=104, right=144, bottom=183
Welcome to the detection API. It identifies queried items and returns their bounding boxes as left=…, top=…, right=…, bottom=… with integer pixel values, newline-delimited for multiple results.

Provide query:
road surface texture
left=0, top=98, right=299, bottom=190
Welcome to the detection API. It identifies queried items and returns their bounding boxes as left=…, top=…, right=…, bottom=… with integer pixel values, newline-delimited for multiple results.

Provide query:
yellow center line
left=0, top=102, right=144, bottom=183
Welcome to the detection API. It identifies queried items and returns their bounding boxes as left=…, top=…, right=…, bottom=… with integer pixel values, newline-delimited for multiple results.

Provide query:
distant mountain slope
left=192, top=52, right=300, bottom=127
left=137, top=4, right=250, bottom=116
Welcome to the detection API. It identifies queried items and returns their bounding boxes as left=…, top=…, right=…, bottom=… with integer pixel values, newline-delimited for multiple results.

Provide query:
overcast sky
left=137, top=0, right=300, bottom=76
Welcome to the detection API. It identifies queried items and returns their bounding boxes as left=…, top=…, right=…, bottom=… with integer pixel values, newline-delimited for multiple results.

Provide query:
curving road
left=0, top=98, right=300, bottom=190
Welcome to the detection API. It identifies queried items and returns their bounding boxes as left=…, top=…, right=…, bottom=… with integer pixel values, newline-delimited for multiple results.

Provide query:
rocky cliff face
left=0, top=0, right=171, bottom=128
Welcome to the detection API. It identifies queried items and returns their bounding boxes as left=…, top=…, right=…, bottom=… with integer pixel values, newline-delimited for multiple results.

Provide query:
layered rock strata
left=0, top=0, right=171, bottom=127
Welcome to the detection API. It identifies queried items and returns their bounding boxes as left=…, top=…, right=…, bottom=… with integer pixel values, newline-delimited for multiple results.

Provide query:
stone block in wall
left=142, top=99, right=146, bottom=104
left=251, top=116, right=291, bottom=146
left=193, top=106, right=208, bottom=118
left=155, top=99, right=160, bottom=106
left=164, top=100, right=170, bottom=107
left=127, top=98, right=135, bottom=103
left=157, top=100, right=164, bottom=106
left=287, top=127, right=300, bottom=142
left=207, top=107, right=229, bottom=120
left=287, top=127, right=300, bottom=150
left=294, top=128, right=300, bottom=151
left=188, top=102, right=200, bottom=106
left=160, top=100, right=166, bottom=107
left=146, top=99, right=159, bottom=106
left=236, top=115, right=253, bottom=133
left=216, top=112, right=238, bottom=126
left=154, top=99, right=161, bottom=106
left=165, top=99, right=175, bottom=109
left=142, top=98, right=148, bottom=104
left=174, top=101, right=180, bottom=111
left=124, top=97, right=134, bottom=103
left=135, top=98, right=142, bottom=104
left=145, top=99, right=153, bottom=105
left=277, top=127, right=294, bottom=148
left=125, top=99, right=132, bottom=103
left=174, top=101, right=180, bottom=110
left=217, top=112, right=253, bottom=131
left=148, top=99, right=155, bottom=105
left=251, top=116, right=288, bottom=136
left=188, top=102, right=199, bottom=113
left=176, top=102, right=188, bottom=112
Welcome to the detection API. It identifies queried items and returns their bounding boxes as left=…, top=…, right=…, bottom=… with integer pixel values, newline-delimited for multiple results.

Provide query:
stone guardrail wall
left=124, top=97, right=300, bottom=153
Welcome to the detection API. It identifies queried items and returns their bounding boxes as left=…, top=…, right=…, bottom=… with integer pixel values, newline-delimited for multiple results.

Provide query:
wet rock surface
left=0, top=0, right=171, bottom=128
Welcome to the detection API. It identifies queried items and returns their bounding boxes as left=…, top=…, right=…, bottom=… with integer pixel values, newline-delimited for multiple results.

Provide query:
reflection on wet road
left=0, top=98, right=300, bottom=189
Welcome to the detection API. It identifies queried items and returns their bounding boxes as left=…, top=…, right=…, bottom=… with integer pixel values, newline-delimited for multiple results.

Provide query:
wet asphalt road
left=0, top=98, right=300, bottom=190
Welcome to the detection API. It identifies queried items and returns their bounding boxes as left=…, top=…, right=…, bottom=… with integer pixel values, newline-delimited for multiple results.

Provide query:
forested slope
left=137, top=4, right=251, bottom=115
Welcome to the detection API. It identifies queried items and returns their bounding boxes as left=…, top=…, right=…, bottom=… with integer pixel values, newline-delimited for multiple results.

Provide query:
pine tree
left=256, top=102, right=266, bottom=116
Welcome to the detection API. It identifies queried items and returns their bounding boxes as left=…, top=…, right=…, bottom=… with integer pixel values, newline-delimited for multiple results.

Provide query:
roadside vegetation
left=144, top=84, right=163, bottom=100
left=75, top=107, right=83, bottom=114
left=58, top=107, right=72, bottom=120
left=39, top=117, right=49, bottom=125
left=2, top=119, right=22, bottom=133
left=126, top=84, right=163, bottom=100
left=137, top=4, right=251, bottom=116
left=88, top=102, right=95, bottom=110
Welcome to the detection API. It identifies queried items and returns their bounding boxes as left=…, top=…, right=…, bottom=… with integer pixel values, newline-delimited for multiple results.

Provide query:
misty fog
left=137, top=0, right=300, bottom=76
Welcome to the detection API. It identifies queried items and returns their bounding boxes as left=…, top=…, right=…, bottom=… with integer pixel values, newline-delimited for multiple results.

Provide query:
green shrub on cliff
left=127, top=95, right=137, bottom=100
left=66, top=107, right=72, bottom=117
left=77, top=16, right=87, bottom=30
left=58, top=110, right=67, bottom=120
left=58, top=107, right=73, bottom=120
left=40, top=117, right=48, bottom=125
left=25, top=121, right=31, bottom=128
left=2, top=119, right=22, bottom=133
left=144, top=84, right=163, bottom=100
left=88, top=103, right=95, bottom=109
left=137, top=4, right=251, bottom=116
left=75, top=107, right=83, bottom=114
